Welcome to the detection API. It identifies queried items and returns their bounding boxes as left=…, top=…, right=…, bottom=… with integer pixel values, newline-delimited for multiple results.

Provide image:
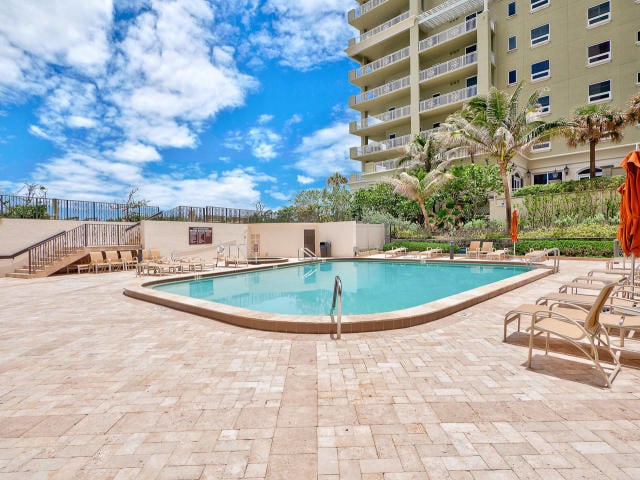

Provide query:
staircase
left=3, top=223, right=142, bottom=279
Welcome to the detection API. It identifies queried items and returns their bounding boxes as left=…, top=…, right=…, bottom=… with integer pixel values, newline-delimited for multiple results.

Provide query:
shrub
left=515, top=239, right=614, bottom=257
left=513, top=175, right=624, bottom=197
left=518, top=224, right=618, bottom=239
left=384, top=241, right=452, bottom=252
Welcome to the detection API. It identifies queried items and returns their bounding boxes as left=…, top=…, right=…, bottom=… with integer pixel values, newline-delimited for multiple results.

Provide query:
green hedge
left=513, top=176, right=624, bottom=197
left=385, top=239, right=615, bottom=257
left=515, top=239, right=613, bottom=257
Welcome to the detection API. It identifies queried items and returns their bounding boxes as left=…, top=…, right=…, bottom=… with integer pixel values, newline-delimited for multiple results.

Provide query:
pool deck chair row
left=76, top=250, right=139, bottom=273
left=466, top=241, right=508, bottom=259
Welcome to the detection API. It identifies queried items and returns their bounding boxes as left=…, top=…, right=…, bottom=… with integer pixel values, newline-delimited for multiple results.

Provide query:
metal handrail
left=547, top=247, right=561, bottom=273
left=298, top=247, right=317, bottom=261
left=330, top=275, right=343, bottom=339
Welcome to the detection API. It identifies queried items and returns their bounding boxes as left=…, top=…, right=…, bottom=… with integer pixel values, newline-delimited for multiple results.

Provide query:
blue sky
left=0, top=0, right=359, bottom=209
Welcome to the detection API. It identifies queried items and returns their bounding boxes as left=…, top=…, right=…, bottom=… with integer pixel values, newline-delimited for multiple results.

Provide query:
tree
left=326, top=172, right=348, bottom=188
left=565, top=104, right=625, bottom=178
left=438, top=163, right=502, bottom=223
left=624, top=91, right=640, bottom=125
left=385, top=159, right=454, bottom=231
left=350, top=182, right=421, bottom=223
left=398, top=132, right=444, bottom=172
left=122, top=187, right=150, bottom=222
left=439, top=81, right=570, bottom=231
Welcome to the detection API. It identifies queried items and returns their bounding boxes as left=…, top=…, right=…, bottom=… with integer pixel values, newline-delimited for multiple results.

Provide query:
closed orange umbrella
left=510, top=209, right=518, bottom=255
left=617, top=151, right=640, bottom=258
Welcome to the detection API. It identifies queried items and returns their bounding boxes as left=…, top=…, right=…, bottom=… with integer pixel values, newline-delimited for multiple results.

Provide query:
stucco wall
left=140, top=221, right=248, bottom=259
left=356, top=223, right=385, bottom=251
left=0, top=218, right=84, bottom=255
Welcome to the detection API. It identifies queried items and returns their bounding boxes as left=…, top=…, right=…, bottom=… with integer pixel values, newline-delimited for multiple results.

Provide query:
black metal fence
left=0, top=193, right=160, bottom=221
left=0, top=193, right=260, bottom=223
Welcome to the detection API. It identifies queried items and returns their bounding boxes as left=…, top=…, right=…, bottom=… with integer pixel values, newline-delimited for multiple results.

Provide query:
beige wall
left=248, top=222, right=385, bottom=258
left=0, top=218, right=83, bottom=255
left=140, top=221, right=248, bottom=259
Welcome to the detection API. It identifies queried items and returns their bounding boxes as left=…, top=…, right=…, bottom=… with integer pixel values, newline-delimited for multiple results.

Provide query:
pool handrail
left=298, top=247, right=317, bottom=261
left=330, top=275, right=342, bottom=339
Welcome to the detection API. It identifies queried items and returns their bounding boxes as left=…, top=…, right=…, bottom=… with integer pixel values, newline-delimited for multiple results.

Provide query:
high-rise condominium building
left=346, top=0, right=640, bottom=191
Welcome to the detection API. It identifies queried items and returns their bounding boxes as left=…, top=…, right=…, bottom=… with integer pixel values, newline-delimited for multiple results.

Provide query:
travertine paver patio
left=0, top=259, right=639, bottom=479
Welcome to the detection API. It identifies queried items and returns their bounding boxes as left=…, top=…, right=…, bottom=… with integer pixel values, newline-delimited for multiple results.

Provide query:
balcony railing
left=419, top=18, right=477, bottom=52
left=419, top=52, right=478, bottom=83
left=348, top=0, right=389, bottom=22
left=351, top=105, right=411, bottom=131
left=350, top=46, right=410, bottom=80
left=350, top=75, right=411, bottom=106
left=354, top=133, right=412, bottom=157
left=419, top=85, right=478, bottom=113
left=418, top=0, right=484, bottom=28
left=348, top=11, right=411, bottom=47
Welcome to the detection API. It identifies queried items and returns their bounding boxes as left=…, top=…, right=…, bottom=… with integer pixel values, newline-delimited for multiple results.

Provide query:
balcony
left=349, top=46, right=410, bottom=85
left=349, top=105, right=411, bottom=134
left=419, top=85, right=478, bottom=114
left=418, top=0, right=484, bottom=29
left=419, top=52, right=478, bottom=84
left=349, top=75, right=410, bottom=109
left=419, top=18, right=477, bottom=52
left=347, top=0, right=390, bottom=26
left=348, top=11, right=411, bottom=48
left=351, top=133, right=412, bottom=160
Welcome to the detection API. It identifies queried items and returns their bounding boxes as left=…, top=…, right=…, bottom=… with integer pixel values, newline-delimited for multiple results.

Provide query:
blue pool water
left=152, top=260, right=532, bottom=316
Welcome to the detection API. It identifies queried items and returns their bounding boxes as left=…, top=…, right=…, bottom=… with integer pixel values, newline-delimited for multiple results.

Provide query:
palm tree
left=398, top=132, right=444, bottom=172
left=565, top=104, right=625, bottom=178
left=438, top=82, right=570, bottom=231
left=385, top=159, right=453, bottom=231
left=624, top=91, right=640, bottom=125
left=326, top=172, right=348, bottom=188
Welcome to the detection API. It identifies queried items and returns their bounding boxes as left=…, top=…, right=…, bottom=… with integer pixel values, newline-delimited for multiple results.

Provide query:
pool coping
left=123, top=258, right=553, bottom=334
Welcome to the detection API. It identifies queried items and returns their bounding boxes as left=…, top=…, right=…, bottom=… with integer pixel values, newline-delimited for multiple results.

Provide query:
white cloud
left=140, top=167, right=276, bottom=209
left=285, top=113, right=302, bottom=126
left=251, top=0, right=355, bottom=70
left=257, top=113, right=274, bottom=124
left=68, top=116, right=98, bottom=129
left=294, top=122, right=356, bottom=178
left=109, top=142, right=161, bottom=163
left=247, top=126, right=281, bottom=161
left=297, top=175, right=315, bottom=185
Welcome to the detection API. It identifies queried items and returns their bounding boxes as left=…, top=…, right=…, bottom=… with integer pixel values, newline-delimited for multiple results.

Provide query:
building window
left=508, top=35, right=517, bottom=51
left=538, top=95, right=550, bottom=114
left=637, top=30, right=640, bottom=43
left=587, top=1, right=610, bottom=27
left=532, top=141, right=551, bottom=152
left=587, top=40, right=611, bottom=64
left=531, top=0, right=549, bottom=11
left=531, top=24, right=550, bottom=46
left=588, top=79, right=611, bottom=102
left=508, top=69, right=517, bottom=85
left=512, top=172, right=523, bottom=191
left=389, top=133, right=396, bottom=140
left=433, top=122, right=441, bottom=128
left=531, top=59, right=550, bottom=81
left=466, top=44, right=477, bottom=54
left=577, top=167, right=603, bottom=179
left=637, top=72, right=640, bottom=85
left=533, top=171, right=562, bottom=185
left=466, top=76, right=478, bottom=87
left=508, top=2, right=516, bottom=16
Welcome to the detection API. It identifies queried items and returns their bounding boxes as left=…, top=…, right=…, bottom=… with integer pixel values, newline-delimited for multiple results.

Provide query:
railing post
left=84, top=223, right=88, bottom=247
left=28, top=249, right=32, bottom=274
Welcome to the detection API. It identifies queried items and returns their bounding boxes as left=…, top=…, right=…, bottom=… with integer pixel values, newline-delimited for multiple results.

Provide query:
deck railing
left=0, top=222, right=142, bottom=274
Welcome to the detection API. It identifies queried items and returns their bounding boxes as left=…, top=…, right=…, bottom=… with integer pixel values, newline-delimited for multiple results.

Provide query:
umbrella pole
left=513, top=241, right=516, bottom=257
left=633, top=254, right=636, bottom=288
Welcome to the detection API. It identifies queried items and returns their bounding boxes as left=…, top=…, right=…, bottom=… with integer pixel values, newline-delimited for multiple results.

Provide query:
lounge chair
left=385, top=247, right=407, bottom=258
left=88, top=251, right=111, bottom=273
left=524, top=249, right=548, bottom=263
left=478, top=241, right=494, bottom=256
left=120, top=251, right=139, bottom=270
left=417, top=247, right=443, bottom=258
left=485, top=247, right=509, bottom=260
left=465, top=241, right=481, bottom=258
left=527, top=283, right=621, bottom=387
left=104, top=250, right=124, bottom=271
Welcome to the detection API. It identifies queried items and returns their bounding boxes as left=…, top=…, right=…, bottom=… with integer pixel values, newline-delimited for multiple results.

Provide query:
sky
left=0, top=0, right=360, bottom=210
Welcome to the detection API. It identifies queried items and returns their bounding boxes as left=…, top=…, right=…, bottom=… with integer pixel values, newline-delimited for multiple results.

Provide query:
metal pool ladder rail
left=330, top=275, right=342, bottom=339
left=298, top=247, right=317, bottom=261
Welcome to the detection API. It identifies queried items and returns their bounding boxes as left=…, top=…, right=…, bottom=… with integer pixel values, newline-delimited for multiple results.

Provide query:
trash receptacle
left=319, top=241, right=331, bottom=257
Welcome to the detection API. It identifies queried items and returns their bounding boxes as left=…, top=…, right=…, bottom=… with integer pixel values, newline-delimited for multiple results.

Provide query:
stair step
left=6, top=272, right=33, bottom=279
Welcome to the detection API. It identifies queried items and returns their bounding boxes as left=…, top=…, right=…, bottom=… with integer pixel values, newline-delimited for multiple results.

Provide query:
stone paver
left=1, top=260, right=640, bottom=479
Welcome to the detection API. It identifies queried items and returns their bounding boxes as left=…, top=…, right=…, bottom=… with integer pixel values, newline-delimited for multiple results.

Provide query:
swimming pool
left=124, top=259, right=552, bottom=333
left=152, top=260, right=533, bottom=315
